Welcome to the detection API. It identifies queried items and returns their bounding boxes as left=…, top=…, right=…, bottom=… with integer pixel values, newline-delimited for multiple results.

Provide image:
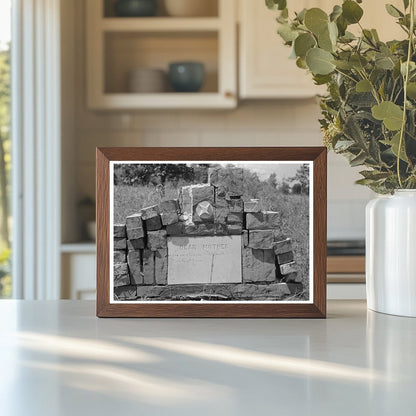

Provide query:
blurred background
left=1, top=0, right=403, bottom=300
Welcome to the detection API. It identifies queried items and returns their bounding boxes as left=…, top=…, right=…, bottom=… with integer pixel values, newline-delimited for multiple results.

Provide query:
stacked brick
left=113, top=166, right=304, bottom=301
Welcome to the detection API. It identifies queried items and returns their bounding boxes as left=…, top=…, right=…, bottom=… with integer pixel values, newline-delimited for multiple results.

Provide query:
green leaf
left=306, top=48, right=335, bottom=75
left=304, top=8, right=329, bottom=35
left=403, top=0, right=410, bottom=10
left=330, top=5, right=342, bottom=22
left=333, top=60, right=353, bottom=70
left=296, top=57, right=308, bottom=69
left=342, top=0, right=364, bottom=24
left=350, top=151, right=367, bottom=167
left=266, top=0, right=287, bottom=11
left=375, top=55, right=395, bottom=70
left=277, top=23, right=298, bottom=43
left=372, top=101, right=404, bottom=130
left=385, top=4, right=404, bottom=18
left=356, top=79, right=372, bottom=92
left=383, top=132, right=409, bottom=162
left=318, top=27, right=334, bottom=52
left=407, top=82, right=416, bottom=99
left=350, top=54, right=368, bottom=70
left=294, top=33, right=316, bottom=58
left=313, top=74, right=332, bottom=85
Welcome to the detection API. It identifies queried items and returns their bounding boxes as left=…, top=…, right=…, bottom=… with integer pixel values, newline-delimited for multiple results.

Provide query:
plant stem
left=397, top=0, right=415, bottom=188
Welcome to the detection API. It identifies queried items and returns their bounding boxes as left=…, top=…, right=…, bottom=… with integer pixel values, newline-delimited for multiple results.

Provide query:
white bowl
left=164, top=0, right=217, bottom=17
left=128, top=68, right=167, bottom=93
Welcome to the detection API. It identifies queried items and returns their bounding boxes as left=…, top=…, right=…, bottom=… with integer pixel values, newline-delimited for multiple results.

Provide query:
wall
left=61, top=0, right=374, bottom=243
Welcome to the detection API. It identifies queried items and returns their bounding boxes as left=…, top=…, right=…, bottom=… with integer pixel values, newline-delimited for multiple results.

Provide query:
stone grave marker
left=167, top=235, right=242, bottom=285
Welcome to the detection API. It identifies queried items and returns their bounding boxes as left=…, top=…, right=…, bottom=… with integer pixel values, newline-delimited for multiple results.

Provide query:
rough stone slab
left=147, top=230, right=167, bottom=251
left=166, top=222, right=184, bottom=236
left=283, top=272, right=301, bottom=283
left=191, top=184, right=214, bottom=206
left=114, top=224, right=126, bottom=238
left=183, top=222, right=229, bottom=236
left=126, top=227, right=145, bottom=240
left=287, top=282, right=304, bottom=295
left=227, top=212, right=243, bottom=224
left=244, top=199, right=260, bottom=213
left=155, top=249, right=168, bottom=285
left=248, top=230, right=274, bottom=249
left=168, top=235, right=242, bottom=284
left=209, top=167, right=244, bottom=196
left=277, top=251, right=294, bottom=265
left=126, top=214, right=143, bottom=230
left=179, top=186, right=193, bottom=216
left=142, top=249, right=155, bottom=285
left=114, top=262, right=130, bottom=287
left=215, top=187, right=229, bottom=206
left=193, top=201, right=215, bottom=223
left=114, top=238, right=127, bottom=250
left=114, top=285, right=138, bottom=301
left=214, top=206, right=229, bottom=224
left=273, top=238, right=292, bottom=255
left=114, top=250, right=126, bottom=263
left=227, top=224, right=243, bottom=234
left=136, top=283, right=291, bottom=301
left=280, top=261, right=297, bottom=275
left=145, top=216, right=162, bottom=231
left=246, top=211, right=281, bottom=230
left=127, top=250, right=143, bottom=285
left=243, top=230, right=249, bottom=247
left=141, top=205, right=160, bottom=221
left=159, top=199, right=179, bottom=226
left=228, top=198, right=243, bottom=213
left=242, top=248, right=276, bottom=283
left=127, top=238, right=145, bottom=250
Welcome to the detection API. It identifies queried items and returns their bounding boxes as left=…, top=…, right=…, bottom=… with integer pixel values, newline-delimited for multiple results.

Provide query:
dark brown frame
left=96, top=147, right=327, bottom=318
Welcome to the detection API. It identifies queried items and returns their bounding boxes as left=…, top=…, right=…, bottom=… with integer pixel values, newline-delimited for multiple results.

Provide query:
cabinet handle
left=224, top=91, right=234, bottom=99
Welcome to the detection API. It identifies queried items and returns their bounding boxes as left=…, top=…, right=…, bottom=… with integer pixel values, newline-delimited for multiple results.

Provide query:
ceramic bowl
left=128, top=68, right=167, bottom=93
left=168, top=62, right=205, bottom=92
left=114, top=0, right=158, bottom=17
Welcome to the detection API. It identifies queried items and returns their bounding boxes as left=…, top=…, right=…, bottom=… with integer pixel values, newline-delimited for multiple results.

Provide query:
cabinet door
left=239, top=0, right=326, bottom=99
left=239, top=0, right=404, bottom=99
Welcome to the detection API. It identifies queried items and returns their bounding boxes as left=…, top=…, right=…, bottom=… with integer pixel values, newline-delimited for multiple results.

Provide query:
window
left=0, top=0, right=11, bottom=298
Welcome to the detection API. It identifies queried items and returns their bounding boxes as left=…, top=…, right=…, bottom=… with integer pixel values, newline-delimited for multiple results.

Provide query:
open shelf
left=87, top=0, right=236, bottom=109
left=102, top=17, right=221, bottom=32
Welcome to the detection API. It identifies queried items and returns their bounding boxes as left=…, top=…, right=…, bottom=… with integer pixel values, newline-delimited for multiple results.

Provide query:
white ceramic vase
left=366, top=190, right=416, bottom=317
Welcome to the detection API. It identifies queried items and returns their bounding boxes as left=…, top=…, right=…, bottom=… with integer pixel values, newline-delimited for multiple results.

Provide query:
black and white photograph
left=110, top=161, right=313, bottom=303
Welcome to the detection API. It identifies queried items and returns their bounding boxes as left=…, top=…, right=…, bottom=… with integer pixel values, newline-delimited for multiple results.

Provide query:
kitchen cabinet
left=238, top=0, right=404, bottom=99
left=238, top=0, right=325, bottom=99
left=86, top=0, right=237, bottom=109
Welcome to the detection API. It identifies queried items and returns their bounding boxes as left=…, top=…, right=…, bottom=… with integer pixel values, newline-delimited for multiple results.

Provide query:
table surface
left=0, top=300, right=415, bottom=416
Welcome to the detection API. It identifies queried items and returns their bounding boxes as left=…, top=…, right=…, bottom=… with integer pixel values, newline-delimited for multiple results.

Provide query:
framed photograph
left=96, top=147, right=326, bottom=318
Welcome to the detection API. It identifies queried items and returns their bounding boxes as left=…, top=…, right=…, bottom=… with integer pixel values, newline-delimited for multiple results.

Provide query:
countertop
left=0, top=300, right=415, bottom=415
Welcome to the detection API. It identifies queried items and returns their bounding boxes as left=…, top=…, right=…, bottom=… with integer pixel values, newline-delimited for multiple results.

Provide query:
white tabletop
left=0, top=300, right=415, bottom=416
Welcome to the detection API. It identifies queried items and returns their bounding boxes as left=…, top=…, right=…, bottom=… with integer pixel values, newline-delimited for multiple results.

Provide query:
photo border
left=97, top=147, right=327, bottom=318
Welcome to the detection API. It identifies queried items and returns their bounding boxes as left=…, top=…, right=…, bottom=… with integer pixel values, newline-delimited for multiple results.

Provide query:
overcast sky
left=236, top=163, right=305, bottom=181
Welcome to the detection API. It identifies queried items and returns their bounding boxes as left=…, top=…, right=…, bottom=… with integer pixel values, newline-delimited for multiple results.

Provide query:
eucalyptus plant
left=266, top=0, right=416, bottom=193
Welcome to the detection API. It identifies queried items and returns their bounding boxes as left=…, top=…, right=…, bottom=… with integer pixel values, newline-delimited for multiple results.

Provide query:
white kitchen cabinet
left=61, top=244, right=96, bottom=300
left=238, top=0, right=404, bottom=99
left=238, top=0, right=325, bottom=99
left=86, top=0, right=237, bottom=109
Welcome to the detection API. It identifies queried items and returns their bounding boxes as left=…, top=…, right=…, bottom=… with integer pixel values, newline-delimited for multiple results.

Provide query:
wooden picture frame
left=96, top=147, right=327, bottom=318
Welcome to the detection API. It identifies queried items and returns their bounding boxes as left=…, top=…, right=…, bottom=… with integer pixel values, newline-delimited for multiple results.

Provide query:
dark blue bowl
left=114, top=0, right=157, bottom=17
left=168, top=62, right=205, bottom=93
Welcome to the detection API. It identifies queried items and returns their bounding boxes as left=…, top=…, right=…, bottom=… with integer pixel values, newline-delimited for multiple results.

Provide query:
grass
left=114, top=180, right=310, bottom=300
